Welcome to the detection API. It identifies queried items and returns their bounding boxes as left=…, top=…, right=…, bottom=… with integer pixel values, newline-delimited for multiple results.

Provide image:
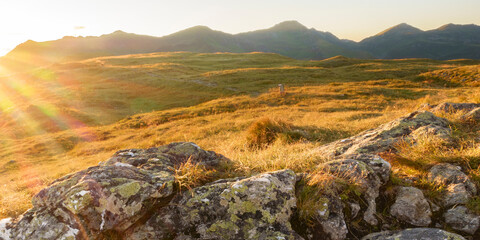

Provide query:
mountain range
left=2, top=20, right=480, bottom=69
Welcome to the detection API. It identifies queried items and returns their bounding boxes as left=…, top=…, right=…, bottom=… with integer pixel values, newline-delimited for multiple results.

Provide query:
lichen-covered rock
left=319, top=154, right=391, bottom=226
left=460, top=107, right=480, bottom=122
left=430, top=102, right=480, bottom=113
left=9, top=208, right=81, bottom=240
left=444, top=206, right=480, bottom=235
left=7, top=142, right=226, bottom=239
left=312, top=195, right=348, bottom=240
left=361, top=228, right=466, bottom=240
left=427, top=163, right=476, bottom=207
left=389, top=187, right=431, bottom=226
left=408, top=125, right=453, bottom=143
left=316, top=111, right=450, bottom=158
left=128, top=170, right=303, bottom=240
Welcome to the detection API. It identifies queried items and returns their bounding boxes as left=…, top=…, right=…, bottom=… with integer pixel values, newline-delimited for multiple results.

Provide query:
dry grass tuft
left=172, top=157, right=216, bottom=193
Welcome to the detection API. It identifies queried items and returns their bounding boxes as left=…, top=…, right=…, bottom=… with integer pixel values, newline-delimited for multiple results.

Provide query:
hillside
left=1, top=52, right=480, bottom=227
left=2, top=52, right=480, bottom=139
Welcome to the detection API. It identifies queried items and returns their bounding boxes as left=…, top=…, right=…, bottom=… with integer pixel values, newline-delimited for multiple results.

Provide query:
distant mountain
left=2, top=21, right=480, bottom=69
left=360, top=23, right=480, bottom=59
left=236, top=21, right=370, bottom=60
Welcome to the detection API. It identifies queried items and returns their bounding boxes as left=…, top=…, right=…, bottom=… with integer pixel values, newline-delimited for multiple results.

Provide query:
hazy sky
left=0, top=0, right=479, bottom=56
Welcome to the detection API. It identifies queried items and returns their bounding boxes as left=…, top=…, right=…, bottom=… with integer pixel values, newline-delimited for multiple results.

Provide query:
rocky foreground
left=1, top=103, right=480, bottom=240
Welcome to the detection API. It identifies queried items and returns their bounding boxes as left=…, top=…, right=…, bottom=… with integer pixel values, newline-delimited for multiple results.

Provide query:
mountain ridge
left=2, top=21, right=480, bottom=70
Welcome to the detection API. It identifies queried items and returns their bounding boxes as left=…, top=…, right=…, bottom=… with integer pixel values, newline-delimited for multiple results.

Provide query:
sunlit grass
left=0, top=52, right=480, bottom=218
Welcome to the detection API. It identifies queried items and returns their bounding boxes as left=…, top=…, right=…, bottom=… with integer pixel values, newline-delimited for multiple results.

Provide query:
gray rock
left=128, top=170, right=303, bottom=240
left=444, top=206, right=480, bottom=235
left=431, top=102, right=480, bottom=113
left=320, top=154, right=391, bottom=226
left=313, top=195, right=348, bottom=240
left=6, top=142, right=226, bottom=240
left=361, top=228, right=466, bottom=240
left=317, top=111, right=450, bottom=158
left=460, top=107, right=480, bottom=122
left=408, top=125, right=453, bottom=143
left=428, top=163, right=476, bottom=207
left=10, top=208, right=81, bottom=240
left=390, top=187, right=432, bottom=226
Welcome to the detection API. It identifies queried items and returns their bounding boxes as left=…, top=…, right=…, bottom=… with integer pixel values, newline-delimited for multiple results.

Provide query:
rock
left=444, top=206, right=480, bottom=235
left=361, top=228, right=466, bottom=240
left=460, top=107, right=480, bottom=122
left=389, top=187, right=431, bottom=226
left=0, top=218, right=12, bottom=240
left=319, top=154, right=391, bottom=226
left=317, top=111, right=450, bottom=158
left=6, top=142, right=226, bottom=239
left=430, top=102, right=480, bottom=113
left=311, top=195, right=348, bottom=240
left=408, top=125, right=453, bottom=143
left=10, top=208, right=81, bottom=240
left=128, top=170, right=303, bottom=240
left=349, top=202, right=361, bottom=219
left=427, top=163, right=476, bottom=207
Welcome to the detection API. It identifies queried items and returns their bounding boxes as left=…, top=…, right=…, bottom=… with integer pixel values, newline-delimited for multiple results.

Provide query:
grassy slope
left=1, top=52, right=480, bottom=218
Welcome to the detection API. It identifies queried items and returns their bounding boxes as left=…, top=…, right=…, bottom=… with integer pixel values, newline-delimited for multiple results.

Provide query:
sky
left=0, top=0, right=479, bottom=56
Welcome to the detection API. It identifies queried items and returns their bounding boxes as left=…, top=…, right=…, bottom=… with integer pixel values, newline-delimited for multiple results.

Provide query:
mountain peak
left=375, top=23, right=422, bottom=36
left=270, top=21, right=308, bottom=31
left=183, top=25, right=213, bottom=32
left=436, top=23, right=479, bottom=31
left=111, top=30, right=128, bottom=35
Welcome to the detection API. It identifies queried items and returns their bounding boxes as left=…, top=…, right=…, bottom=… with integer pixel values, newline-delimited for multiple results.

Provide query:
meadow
left=0, top=52, right=479, bottom=218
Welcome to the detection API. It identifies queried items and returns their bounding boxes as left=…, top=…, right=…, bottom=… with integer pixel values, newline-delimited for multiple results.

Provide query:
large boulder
left=127, top=170, right=302, bottom=240
left=361, top=228, right=466, bottom=240
left=3, top=142, right=226, bottom=240
left=427, top=163, right=476, bottom=207
left=316, top=111, right=451, bottom=158
left=444, top=206, right=480, bottom=235
left=389, top=187, right=431, bottom=226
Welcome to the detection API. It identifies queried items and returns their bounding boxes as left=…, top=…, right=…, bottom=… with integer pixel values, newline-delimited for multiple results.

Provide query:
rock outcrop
left=2, top=142, right=227, bottom=240
left=128, top=170, right=302, bottom=240
left=316, top=111, right=451, bottom=158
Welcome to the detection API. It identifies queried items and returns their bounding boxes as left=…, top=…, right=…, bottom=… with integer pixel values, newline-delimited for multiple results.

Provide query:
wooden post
left=278, top=84, right=285, bottom=96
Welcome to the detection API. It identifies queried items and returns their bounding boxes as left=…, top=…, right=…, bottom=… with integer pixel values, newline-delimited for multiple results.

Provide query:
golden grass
left=1, top=52, right=480, bottom=218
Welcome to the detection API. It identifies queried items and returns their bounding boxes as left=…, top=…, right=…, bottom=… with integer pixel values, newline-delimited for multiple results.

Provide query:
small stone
left=349, top=202, right=361, bottom=219
left=428, top=163, right=477, bottom=208
left=444, top=206, right=480, bottom=235
left=390, top=187, right=432, bottom=226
